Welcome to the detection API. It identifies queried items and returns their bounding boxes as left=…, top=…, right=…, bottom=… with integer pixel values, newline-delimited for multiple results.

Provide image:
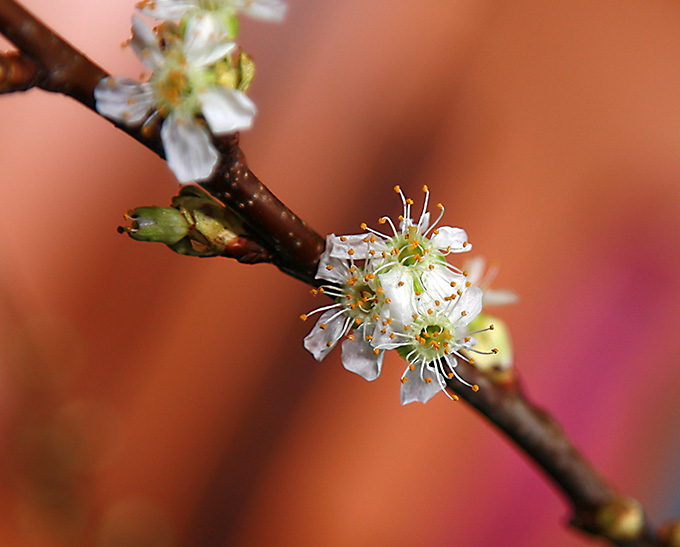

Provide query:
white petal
left=400, top=364, right=443, bottom=404
left=303, top=309, right=347, bottom=361
left=461, top=256, right=486, bottom=286
left=161, top=113, right=219, bottom=183
left=378, top=268, right=417, bottom=326
left=130, top=15, right=164, bottom=69
left=200, top=87, right=256, bottom=134
left=94, top=78, right=154, bottom=125
left=316, top=235, right=350, bottom=283
left=455, top=286, right=484, bottom=327
left=183, top=14, right=236, bottom=66
left=237, top=0, right=288, bottom=21
left=417, top=211, right=431, bottom=232
left=430, top=226, right=471, bottom=253
left=371, top=314, right=407, bottom=350
left=421, top=267, right=466, bottom=302
left=483, top=288, right=519, bottom=307
left=328, top=234, right=387, bottom=260
left=341, top=333, right=383, bottom=381
left=136, top=0, right=197, bottom=20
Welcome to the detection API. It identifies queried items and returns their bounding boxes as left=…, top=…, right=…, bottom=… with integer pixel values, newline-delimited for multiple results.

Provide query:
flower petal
left=483, top=288, right=519, bottom=307
left=161, top=113, right=219, bottom=183
left=455, top=285, right=483, bottom=327
left=94, top=78, right=154, bottom=126
left=199, top=87, right=256, bottom=134
left=183, top=14, right=236, bottom=66
left=378, top=268, right=417, bottom=326
left=400, top=364, right=443, bottom=404
left=303, top=309, right=347, bottom=361
left=420, top=267, right=466, bottom=302
left=328, top=234, right=387, bottom=260
left=136, top=0, right=197, bottom=20
left=236, top=0, right=288, bottom=21
left=430, top=226, right=471, bottom=253
left=315, top=235, right=350, bottom=283
left=130, top=15, right=164, bottom=69
left=341, top=333, right=383, bottom=381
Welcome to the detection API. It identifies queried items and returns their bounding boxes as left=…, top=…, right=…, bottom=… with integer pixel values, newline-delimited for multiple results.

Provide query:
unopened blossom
left=302, top=185, right=487, bottom=404
left=137, top=0, right=287, bottom=36
left=95, top=16, right=256, bottom=183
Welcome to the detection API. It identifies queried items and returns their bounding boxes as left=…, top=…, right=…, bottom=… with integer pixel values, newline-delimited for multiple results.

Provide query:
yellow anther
left=320, top=323, right=327, bottom=330
left=425, top=377, right=432, bottom=384
left=310, top=289, right=318, bottom=296
left=373, top=348, right=380, bottom=355
left=348, top=249, right=355, bottom=256
left=326, top=341, right=333, bottom=347
left=394, top=185, right=401, bottom=193
left=435, top=300, right=441, bottom=306
left=369, top=250, right=376, bottom=256
left=465, top=281, right=471, bottom=287
left=365, top=335, right=373, bottom=341
left=472, top=384, right=480, bottom=392
left=370, top=235, right=376, bottom=243
left=489, top=324, right=495, bottom=330
left=385, top=298, right=391, bottom=303
left=412, top=313, right=418, bottom=320
left=415, top=290, right=422, bottom=296
left=450, top=281, right=457, bottom=287
left=437, top=203, right=443, bottom=209
left=349, top=267, right=356, bottom=273
left=428, top=265, right=434, bottom=270
left=376, top=287, right=384, bottom=295
left=433, top=229, right=440, bottom=235
left=492, top=348, right=499, bottom=354
left=340, top=236, right=347, bottom=241
left=348, top=334, right=355, bottom=341
left=389, top=333, right=395, bottom=339
left=461, top=311, right=468, bottom=316
left=447, top=372, right=454, bottom=379
left=386, top=318, right=393, bottom=324
left=457, top=290, right=462, bottom=296
left=354, top=318, right=362, bottom=325
left=469, top=358, right=476, bottom=364
left=299, top=314, right=308, bottom=321
left=360, top=223, right=367, bottom=230
left=464, top=337, right=471, bottom=342
left=379, top=217, right=387, bottom=224
left=427, top=309, right=433, bottom=315
left=452, top=394, right=460, bottom=401
left=319, top=287, right=325, bottom=293
left=398, top=281, right=405, bottom=286
left=422, top=184, right=429, bottom=192
left=326, top=265, right=333, bottom=270
left=404, top=325, right=411, bottom=330
left=409, top=364, right=415, bottom=371
left=401, top=377, right=408, bottom=384
left=463, top=242, right=468, bottom=247
left=381, top=328, right=387, bottom=334
left=463, top=270, right=469, bottom=277
left=373, top=313, right=379, bottom=320
left=406, top=198, right=414, bottom=205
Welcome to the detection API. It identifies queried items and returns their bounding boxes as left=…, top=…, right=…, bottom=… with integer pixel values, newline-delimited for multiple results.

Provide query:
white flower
left=137, top=0, right=287, bottom=35
left=372, top=268, right=484, bottom=404
left=302, top=186, right=492, bottom=404
left=301, top=235, right=389, bottom=381
left=94, top=16, right=256, bottom=183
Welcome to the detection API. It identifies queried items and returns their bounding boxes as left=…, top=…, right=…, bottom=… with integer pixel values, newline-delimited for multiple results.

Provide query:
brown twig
left=0, top=1, right=675, bottom=544
left=0, top=51, right=39, bottom=92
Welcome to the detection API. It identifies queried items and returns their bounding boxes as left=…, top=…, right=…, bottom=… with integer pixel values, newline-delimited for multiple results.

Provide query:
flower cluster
left=95, top=0, right=287, bottom=183
left=302, top=186, right=497, bottom=404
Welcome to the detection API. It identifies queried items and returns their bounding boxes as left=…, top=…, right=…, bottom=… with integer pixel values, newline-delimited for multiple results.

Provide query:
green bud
left=237, top=51, right=255, bottom=93
left=466, top=313, right=513, bottom=372
left=119, top=206, right=190, bottom=245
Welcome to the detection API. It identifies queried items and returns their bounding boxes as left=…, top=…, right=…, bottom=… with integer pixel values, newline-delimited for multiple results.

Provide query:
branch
left=0, top=1, right=677, bottom=544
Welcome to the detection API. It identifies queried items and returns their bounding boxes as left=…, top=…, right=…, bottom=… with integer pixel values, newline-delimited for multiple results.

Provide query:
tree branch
left=0, top=1, right=676, bottom=544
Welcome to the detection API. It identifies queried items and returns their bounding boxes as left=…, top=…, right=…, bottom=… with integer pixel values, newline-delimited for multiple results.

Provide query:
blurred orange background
left=2, top=0, right=680, bottom=545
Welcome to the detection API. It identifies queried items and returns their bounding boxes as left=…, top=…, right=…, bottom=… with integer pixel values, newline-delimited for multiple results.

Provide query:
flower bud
left=119, top=206, right=190, bottom=245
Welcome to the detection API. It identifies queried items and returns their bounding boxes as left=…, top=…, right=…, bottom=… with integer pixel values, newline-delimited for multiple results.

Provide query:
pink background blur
left=2, top=1, right=680, bottom=545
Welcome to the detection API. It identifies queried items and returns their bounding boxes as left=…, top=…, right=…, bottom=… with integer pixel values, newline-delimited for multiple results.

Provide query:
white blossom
left=94, top=16, right=256, bottom=183
left=302, top=186, right=493, bottom=404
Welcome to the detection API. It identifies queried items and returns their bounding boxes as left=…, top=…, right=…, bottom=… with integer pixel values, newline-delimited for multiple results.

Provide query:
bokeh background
left=1, top=0, right=680, bottom=545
